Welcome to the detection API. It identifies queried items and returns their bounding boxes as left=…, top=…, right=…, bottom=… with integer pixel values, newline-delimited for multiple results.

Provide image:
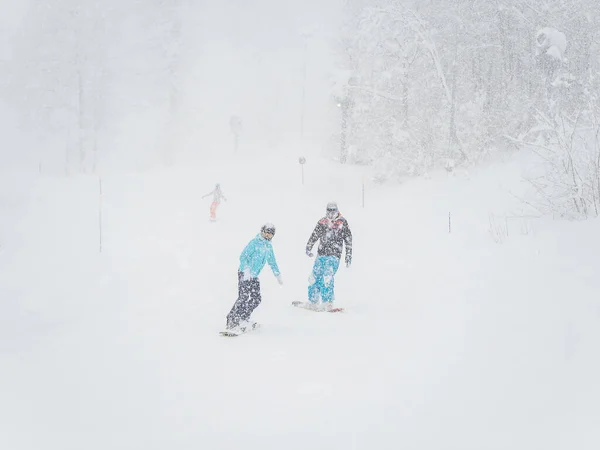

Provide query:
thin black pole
left=362, top=177, right=365, bottom=208
left=99, top=177, right=103, bottom=252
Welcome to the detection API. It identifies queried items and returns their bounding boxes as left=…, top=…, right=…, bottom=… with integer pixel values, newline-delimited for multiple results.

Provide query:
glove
left=276, top=274, right=283, bottom=285
left=345, top=254, right=352, bottom=268
left=242, top=268, right=251, bottom=281
left=306, top=249, right=314, bottom=258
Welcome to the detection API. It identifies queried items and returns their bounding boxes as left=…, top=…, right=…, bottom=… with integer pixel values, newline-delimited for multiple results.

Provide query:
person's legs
left=320, top=256, right=340, bottom=303
left=308, top=257, right=326, bottom=303
left=226, top=272, right=252, bottom=328
left=239, top=278, right=262, bottom=323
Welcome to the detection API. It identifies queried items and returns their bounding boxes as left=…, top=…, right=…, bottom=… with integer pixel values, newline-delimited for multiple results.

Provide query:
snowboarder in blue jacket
left=226, top=223, right=283, bottom=330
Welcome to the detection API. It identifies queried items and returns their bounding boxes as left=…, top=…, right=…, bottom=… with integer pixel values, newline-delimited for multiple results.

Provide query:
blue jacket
left=238, top=234, right=281, bottom=278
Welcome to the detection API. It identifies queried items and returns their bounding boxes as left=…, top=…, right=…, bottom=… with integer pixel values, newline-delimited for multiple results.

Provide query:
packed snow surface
left=1, top=154, right=599, bottom=450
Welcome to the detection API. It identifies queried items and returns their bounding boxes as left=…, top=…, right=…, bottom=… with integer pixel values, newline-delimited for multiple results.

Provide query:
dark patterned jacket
left=306, top=215, right=352, bottom=262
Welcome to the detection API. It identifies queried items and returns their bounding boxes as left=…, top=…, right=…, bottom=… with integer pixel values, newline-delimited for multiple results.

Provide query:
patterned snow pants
left=308, top=256, right=340, bottom=304
left=226, top=271, right=262, bottom=328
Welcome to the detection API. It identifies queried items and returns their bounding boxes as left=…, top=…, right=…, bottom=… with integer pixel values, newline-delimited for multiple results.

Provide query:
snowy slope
left=1, top=154, right=599, bottom=450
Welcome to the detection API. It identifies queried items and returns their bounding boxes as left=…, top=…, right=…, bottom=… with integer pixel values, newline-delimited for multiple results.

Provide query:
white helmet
left=326, top=202, right=339, bottom=219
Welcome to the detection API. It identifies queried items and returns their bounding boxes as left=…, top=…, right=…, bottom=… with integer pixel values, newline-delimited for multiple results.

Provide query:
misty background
left=2, top=0, right=600, bottom=217
left=0, top=0, right=343, bottom=172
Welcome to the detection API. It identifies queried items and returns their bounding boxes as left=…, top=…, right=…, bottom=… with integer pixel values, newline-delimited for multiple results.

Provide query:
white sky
left=0, top=0, right=346, bottom=169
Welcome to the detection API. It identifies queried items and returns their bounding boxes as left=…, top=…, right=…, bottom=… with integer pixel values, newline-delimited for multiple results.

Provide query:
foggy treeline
left=335, top=0, right=600, bottom=218
left=0, top=0, right=333, bottom=173
left=1, top=1, right=190, bottom=172
left=2, top=0, right=600, bottom=217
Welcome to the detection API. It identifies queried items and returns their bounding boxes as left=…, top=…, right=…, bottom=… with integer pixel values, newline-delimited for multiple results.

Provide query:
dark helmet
left=326, top=201, right=339, bottom=219
left=260, top=223, right=276, bottom=240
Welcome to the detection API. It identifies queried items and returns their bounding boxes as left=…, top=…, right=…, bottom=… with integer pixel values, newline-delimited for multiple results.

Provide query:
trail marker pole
left=99, top=177, right=103, bottom=253
left=230, top=116, right=242, bottom=153
left=362, top=176, right=365, bottom=208
left=299, top=156, right=306, bottom=185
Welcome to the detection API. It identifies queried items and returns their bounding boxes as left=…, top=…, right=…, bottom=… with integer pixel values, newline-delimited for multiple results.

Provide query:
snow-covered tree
left=334, top=0, right=600, bottom=187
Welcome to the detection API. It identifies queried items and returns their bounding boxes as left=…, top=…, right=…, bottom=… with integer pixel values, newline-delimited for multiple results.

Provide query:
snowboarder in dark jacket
left=305, top=202, right=352, bottom=310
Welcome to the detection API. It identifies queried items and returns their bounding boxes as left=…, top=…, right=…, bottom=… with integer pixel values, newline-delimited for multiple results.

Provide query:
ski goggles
left=326, top=207, right=338, bottom=218
left=262, top=231, right=274, bottom=240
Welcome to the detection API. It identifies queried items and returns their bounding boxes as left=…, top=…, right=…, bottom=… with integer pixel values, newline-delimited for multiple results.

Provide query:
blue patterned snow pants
left=308, top=256, right=340, bottom=303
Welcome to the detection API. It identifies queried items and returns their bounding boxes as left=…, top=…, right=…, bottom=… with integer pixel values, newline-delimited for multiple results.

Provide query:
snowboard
left=219, top=322, right=260, bottom=337
left=291, top=301, right=344, bottom=313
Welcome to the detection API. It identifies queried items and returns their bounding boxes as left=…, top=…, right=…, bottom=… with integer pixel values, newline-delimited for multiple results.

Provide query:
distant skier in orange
left=202, top=183, right=227, bottom=221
